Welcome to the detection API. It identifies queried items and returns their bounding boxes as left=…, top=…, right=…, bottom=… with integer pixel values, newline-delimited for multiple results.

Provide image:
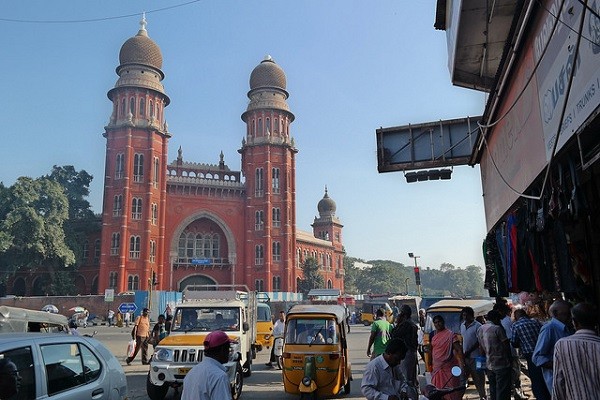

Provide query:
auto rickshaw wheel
left=231, top=362, right=244, bottom=400
left=343, top=378, right=351, bottom=394
left=363, top=320, right=370, bottom=326
left=299, top=392, right=317, bottom=400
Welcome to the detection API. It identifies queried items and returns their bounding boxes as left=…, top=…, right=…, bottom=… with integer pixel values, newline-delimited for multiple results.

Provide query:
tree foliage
left=343, top=256, right=485, bottom=297
left=298, top=257, right=325, bottom=295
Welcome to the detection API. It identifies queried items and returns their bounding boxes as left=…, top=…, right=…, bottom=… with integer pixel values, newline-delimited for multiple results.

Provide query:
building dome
left=249, top=55, right=286, bottom=91
left=118, top=17, right=163, bottom=70
left=317, top=188, right=336, bottom=216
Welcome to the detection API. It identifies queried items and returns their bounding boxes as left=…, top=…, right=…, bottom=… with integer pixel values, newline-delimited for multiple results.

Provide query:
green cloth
left=371, top=319, right=391, bottom=356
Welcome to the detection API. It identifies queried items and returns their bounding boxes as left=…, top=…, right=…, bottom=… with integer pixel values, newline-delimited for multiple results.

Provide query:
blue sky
left=1, top=1, right=487, bottom=269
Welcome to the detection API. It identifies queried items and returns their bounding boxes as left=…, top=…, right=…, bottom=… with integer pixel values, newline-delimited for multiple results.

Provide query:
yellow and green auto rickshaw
left=282, top=304, right=352, bottom=399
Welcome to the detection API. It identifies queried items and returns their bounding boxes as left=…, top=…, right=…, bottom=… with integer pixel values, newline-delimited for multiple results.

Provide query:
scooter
left=273, top=336, right=284, bottom=370
left=420, top=366, right=466, bottom=400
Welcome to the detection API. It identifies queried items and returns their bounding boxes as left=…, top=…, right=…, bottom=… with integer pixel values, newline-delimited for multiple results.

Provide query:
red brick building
left=93, top=19, right=345, bottom=295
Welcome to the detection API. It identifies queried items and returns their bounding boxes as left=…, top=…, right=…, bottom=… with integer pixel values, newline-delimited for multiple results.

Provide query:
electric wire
left=0, top=0, right=202, bottom=24
left=480, top=0, right=589, bottom=202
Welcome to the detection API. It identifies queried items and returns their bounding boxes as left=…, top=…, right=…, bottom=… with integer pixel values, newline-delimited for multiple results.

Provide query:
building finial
left=138, top=12, right=148, bottom=36
left=324, top=185, right=328, bottom=195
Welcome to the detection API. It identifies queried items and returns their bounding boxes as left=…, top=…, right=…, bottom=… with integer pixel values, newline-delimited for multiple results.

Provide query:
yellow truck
left=147, top=285, right=257, bottom=400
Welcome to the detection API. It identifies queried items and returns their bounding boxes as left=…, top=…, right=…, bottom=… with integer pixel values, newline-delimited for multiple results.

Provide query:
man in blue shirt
left=532, top=300, right=573, bottom=393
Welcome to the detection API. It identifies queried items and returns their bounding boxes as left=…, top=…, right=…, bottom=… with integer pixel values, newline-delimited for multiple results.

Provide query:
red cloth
left=431, top=328, right=462, bottom=400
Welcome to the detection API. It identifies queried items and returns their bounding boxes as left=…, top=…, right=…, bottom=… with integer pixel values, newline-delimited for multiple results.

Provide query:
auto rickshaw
left=282, top=304, right=352, bottom=399
left=359, top=299, right=393, bottom=325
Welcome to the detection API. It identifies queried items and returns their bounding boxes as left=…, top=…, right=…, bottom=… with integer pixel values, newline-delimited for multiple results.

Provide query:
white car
left=0, top=333, right=127, bottom=399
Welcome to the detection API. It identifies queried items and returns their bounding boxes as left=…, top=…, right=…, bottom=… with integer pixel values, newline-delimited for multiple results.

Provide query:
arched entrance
left=12, top=277, right=26, bottom=296
left=179, top=275, right=217, bottom=292
left=32, top=276, right=49, bottom=296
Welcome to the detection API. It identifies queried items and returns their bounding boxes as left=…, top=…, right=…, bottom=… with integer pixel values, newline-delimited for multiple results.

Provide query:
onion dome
left=118, top=16, right=163, bottom=70
left=317, top=187, right=337, bottom=217
left=249, top=55, right=286, bottom=91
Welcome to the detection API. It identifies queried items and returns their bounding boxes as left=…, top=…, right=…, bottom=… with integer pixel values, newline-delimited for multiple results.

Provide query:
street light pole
left=408, top=253, right=422, bottom=297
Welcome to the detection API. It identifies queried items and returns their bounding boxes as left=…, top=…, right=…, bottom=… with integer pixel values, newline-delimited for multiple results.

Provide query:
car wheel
left=231, top=362, right=244, bottom=400
left=146, top=372, right=169, bottom=400
left=242, top=353, right=252, bottom=377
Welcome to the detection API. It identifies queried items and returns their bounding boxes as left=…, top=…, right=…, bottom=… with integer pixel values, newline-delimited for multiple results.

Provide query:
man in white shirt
left=266, top=311, right=285, bottom=368
left=181, top=330, right=233, bottom=400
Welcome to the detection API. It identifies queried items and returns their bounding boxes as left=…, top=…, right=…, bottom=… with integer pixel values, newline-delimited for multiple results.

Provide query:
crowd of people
left=361, top=298, right=599, bottom=400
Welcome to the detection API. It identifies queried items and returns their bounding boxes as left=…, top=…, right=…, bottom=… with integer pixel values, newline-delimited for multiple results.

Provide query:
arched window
left=153, top=157, right=160, bottom=188
left=255, top=168, right=264, bottom=197
left=255, top=210, right=264, bottom=230
left=272, top=241, right=281, bottom=262
left=129, top=97, right=135, bottom=116
left=156, top=103, right=160, bottom=122
left=296, top=277, right=301, bottom=292
left=131, top=198, right=142, bottom=220
left=255, top=279, right=264, bottom=292
left=327, top=280, right=333, bottom=289
left=113, top=194, right=123, bottom=217
left=133, top=153, right=144, bottom=182
left=150, top=240, right=156, bottom=263
left=82, top=240, right=89, bottom=260
left=272, top=168, right=280, bottom=194
left=109, top=272, right=118, bottom=289
left=110, top=232, right=120, bottom=256
left=211, top=234, right=220, bottom=258
left=140, top=98, right=146, bottom=117
left=128, top=275, right=139, bottom=290
left=274, top=118, right=278, bottom=133
left=273, top=276, right=281, bottom=291
left=150, top=100, right=154, bottom=117
left=272, top=207, right=281, bottom=227
left=129, top=236, right=141, bottom=259
left=258, top=118, right=263, bottom=135
left=177, top=232, right=221, bottom=262
left=151, top=203, right=158, bottom=225
left=255, top=245, right=264, bottom=265
left=121, top=98, right=126, bottom=117
left=115, top=153, right=124, bottom=179
left=266, top=117, right=270, bottom=133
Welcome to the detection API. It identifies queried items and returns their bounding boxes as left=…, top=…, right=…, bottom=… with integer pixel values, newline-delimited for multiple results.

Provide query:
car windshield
left=285, top=318, right=339, bottom=345
left=171, top=307, right=240, bottom=332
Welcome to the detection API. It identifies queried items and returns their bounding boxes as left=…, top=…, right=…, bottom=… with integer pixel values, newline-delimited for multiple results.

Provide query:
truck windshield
left=172, top=307, right=240, bottom=332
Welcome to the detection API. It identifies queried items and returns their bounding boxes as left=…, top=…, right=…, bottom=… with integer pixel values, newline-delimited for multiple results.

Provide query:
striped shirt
left=552, top=329, right=600, bottom=400
left=512, top=317, right=542, bottom=356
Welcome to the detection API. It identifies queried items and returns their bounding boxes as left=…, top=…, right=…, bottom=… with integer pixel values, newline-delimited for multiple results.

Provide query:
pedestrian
left=532, top=299, right=573, bottom=392
left=552, top=302, right=600, bottom=400
left=391, top=304, right=418, bottom=385
left=265, top=311, right=285, bottom=368
left=123, top=311, right=131, bottom=327
left=181, top=330, right=233, bottom=400
left=107, top=309, right=115, bottom=326
left=430, top=315, right=465, bottom=400
left=478, top=310, right=512, bottom=400
left=460, top=306, right=487, bottom=400
left=0, top=358, right=21, bottom=400
left=511, top=309, right=549, bottom=400
left=69, top=320, right=81, bottom=336
left=367, top=309, right=391, bottom=360
left=126, top=307, right=151, bottom=365
left=361, top=338, right=417, bottom=400
left=495, top=302, right=527, bottom=400
left=165, top=314, right=173, bottom=332
left=164, top=304, right=172, bottom=318
left=116, top=311, right=123, bottom=327
left=151, top=314, right=167, bottom=349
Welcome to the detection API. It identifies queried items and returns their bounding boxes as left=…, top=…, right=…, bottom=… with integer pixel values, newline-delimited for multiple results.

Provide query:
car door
left=39, top=340, right=109, bottom=399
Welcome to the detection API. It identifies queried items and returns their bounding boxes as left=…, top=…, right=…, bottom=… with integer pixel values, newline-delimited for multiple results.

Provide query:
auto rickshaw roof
left=287, top=304, right=347, bottom=322
left=426, top=299, right=494, bottom=316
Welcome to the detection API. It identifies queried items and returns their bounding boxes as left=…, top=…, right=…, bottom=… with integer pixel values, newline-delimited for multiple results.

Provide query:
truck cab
left=147, top=286, right=257, bottom=400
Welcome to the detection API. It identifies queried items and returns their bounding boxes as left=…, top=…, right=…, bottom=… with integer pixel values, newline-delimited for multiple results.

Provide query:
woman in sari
left=430, top=315, right=465, bottom=400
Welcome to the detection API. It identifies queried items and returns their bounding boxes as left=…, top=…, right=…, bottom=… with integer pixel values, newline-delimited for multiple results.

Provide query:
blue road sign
left=191, top=258, right=211, bottom=265
left=118, top=303, right=138, bottom=314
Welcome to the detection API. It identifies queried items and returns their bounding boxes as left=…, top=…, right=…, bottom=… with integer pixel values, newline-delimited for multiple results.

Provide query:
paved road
left=87, top=323, right=515, bottom=399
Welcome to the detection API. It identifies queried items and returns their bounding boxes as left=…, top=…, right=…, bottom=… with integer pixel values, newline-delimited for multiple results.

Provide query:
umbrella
left=69, top=306, right=85, bottom=313
left=42, top=304, right=59, bottom=313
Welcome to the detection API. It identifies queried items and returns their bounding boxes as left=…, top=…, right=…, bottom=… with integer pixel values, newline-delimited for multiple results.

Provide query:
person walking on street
left=151, top=314, right=167, bottom=349
left=478, top=310, right=512, bottom=400
left=495, top=302, right=528, bottom=400
left=391, top=305, right=418, bottom=385
left=126, top=307, right=151, bottom=365
left=460, top=306, right=487, bottom=400
left=107, top=309, right=115, bottom=326
left=266, top=310, right=285, bottom=368
left=532, top=300, right=573, bottom=392
left=511, top=309, right=549, bottom=400
left=367, top=309, right=391, bottom=360
left=361, top=338, right=417, bottom=400
left=430, top=315, right=465, bottom=400
left=552, top=302, right=600, bottom=400
left=181, top=330, right=233, bottom=400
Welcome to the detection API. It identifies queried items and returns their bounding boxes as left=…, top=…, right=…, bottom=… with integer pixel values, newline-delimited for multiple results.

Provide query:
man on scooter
left=266, top=311, right=285, bottom=368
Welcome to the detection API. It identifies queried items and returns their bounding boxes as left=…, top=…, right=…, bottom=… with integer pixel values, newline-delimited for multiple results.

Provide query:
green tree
left=343, top=255, right=362, bottom=294
left=0, top=177, right=75, bottom=278
left=298, top=257, right=324, bottom=295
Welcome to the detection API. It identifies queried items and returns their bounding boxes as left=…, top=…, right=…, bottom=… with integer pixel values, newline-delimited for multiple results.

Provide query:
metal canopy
left=376, top=116, right=482, bottom=173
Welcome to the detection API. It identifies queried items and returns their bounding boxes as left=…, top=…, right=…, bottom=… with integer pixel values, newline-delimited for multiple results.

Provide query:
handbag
left=127, top=339, right=136, bottom=358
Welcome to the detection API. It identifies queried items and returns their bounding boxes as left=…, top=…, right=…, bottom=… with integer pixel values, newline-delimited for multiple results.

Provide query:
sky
left=1, top=1, right=488, bottom=270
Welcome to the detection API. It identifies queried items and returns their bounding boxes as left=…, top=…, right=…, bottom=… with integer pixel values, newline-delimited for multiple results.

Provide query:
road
left=88, top=323, right=489, bottom=399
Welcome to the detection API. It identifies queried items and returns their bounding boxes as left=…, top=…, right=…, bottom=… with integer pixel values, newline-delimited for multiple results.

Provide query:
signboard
left=191, top=258, right=211, bottom=265
left=118, top=303, right=137, bottom=314
left=104, top=289, right=114, bottom=302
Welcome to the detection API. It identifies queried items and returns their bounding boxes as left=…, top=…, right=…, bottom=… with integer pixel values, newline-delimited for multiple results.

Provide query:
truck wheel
left=231, top=362, right=244, bottom=400
left=146, top=372, right=169, bottom=400
left=243, top=354, right=252, bottom=377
